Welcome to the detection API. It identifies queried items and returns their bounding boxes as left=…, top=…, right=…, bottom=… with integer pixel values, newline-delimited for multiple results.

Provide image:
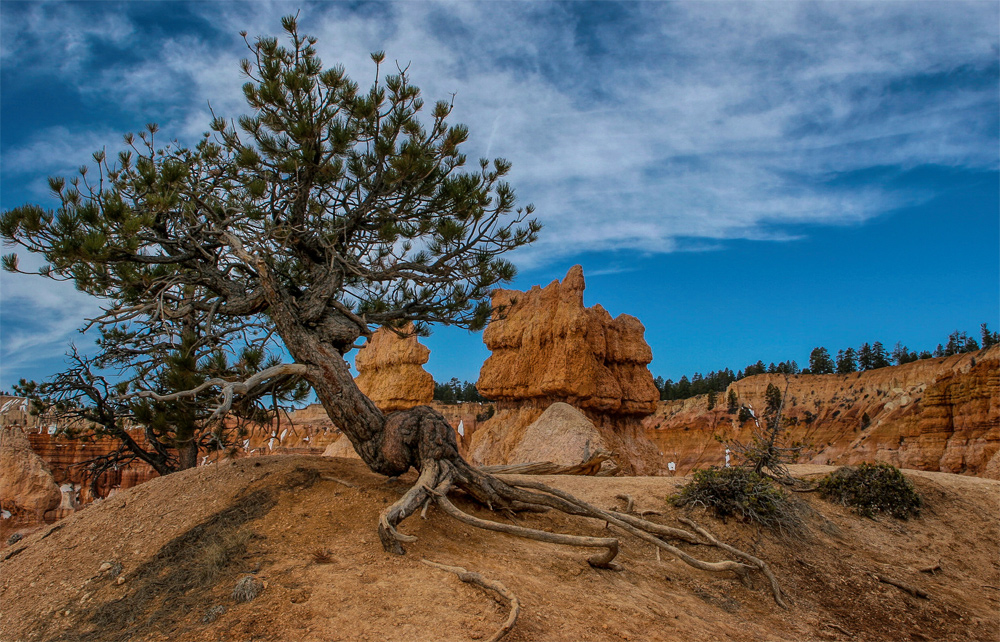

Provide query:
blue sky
left=1, top=1, right=998, bottom=392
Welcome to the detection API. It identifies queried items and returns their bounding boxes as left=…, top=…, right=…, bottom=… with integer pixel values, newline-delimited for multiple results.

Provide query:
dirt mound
left=1, top=456, right=997, bottom=641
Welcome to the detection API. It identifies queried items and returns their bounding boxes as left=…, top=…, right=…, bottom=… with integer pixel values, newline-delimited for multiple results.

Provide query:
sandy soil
left=1, top=456, right=997, bottom=642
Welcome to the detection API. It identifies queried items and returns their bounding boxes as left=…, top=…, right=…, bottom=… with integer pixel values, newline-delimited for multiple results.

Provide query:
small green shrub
left=817, top=463, right=921, bottom=519
left=671, top=467, right=800, bottom=532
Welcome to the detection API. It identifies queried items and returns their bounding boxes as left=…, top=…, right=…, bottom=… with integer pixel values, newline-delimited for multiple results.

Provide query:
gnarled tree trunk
left=268, top=306, right=787, bottom=614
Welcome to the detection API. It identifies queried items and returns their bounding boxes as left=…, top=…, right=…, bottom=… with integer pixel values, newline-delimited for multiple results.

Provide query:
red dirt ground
left=1, top=455, right=997, bottom=641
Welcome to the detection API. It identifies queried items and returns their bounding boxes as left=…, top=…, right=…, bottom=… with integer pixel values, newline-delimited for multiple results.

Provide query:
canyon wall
left=644, top=346, right=1000, bottom=478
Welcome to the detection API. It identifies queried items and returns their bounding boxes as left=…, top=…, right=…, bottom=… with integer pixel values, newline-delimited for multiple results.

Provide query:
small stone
left=116, top=576, right=126, bottom=585
left=98, top=562, right=112, bottom=573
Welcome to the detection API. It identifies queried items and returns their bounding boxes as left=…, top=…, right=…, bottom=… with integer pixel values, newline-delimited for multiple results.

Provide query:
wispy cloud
left=0, top=254, right=102, bottom=374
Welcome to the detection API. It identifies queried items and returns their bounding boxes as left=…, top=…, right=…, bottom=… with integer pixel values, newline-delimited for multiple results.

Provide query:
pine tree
left=707, top=389, right=717, bottom=411
left=727, top=389, right=739, bottom=413
left=765, top=383, right=782, bottom=415
left=676, top=375, right=692, bottom=399
left=891, top=342, right=917, bottom=365
left=836, top=348, right=858, bottom=374
left=981, top=323, right=999, bottom=348
left=857, top=343, right=874, bottom=371
left=809, top=347, right=835, bottom=374
left=871, top=341, right=891, bottom=369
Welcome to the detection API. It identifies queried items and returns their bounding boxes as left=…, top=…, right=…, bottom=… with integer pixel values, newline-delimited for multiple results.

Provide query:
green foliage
left=706, top=389, right=717, bottom=410
left=808, top=347, right=834, bottom=374
left=1, top=15, right=538, bottom=361
left=671, top=467, right=800, bottom=531
left=981, top=323, right=999, bottom=348
left=726, top=389, right=738, bottom=413
left=0, top=16, right=539, bottom=471
left=433, top=378, right=484, bottom=403
left=653, top=324, right=992, bottom=402
left=764, top=383, right=782, bottom=415
left=817, top=463, right=922, bottom=519
left=836, top=347, right=857, bottom=374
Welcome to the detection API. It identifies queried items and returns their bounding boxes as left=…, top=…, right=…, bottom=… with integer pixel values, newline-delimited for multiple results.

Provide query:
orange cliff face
left=643, top=345, right=1000, bottom=478
left=471, top=265, right=662, bottom=474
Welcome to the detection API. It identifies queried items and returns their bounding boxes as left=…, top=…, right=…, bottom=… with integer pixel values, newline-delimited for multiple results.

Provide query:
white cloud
left=1, top=1, right=996, bottom=373
left=0, top=2, right=135, bottom=72
left=0, top=254, right=103, bottom=376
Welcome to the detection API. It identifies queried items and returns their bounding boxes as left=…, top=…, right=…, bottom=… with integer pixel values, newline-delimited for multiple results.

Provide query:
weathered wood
left=422, top=559, right=520, bottom=642
left=876, top=573, right=930, bottom=599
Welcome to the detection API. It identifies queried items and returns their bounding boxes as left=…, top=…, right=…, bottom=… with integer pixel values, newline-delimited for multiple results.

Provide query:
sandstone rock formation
left=0, top=426, right=62, bottom=524
left=322, top=434, right=362, bottom=459
left=477, top=265, right=659, bottom=415
left=644, top=346, right=1000, bottom=478
left=354, top=325, right=434, bottom=412
left=471, top=266, right=662, bottom=473
left=509, top=403, right=607, bottom=467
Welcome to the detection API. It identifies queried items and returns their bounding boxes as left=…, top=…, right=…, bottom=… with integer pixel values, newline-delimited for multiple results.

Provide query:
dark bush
left=671, top=467, right=801, bottom=532
left=817, top=463, right=921, bottom=519
left=475, top=404, right=495, bottom=423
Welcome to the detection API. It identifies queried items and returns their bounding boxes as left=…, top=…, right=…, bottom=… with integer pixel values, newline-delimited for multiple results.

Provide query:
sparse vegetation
left=232, top=574, right=265, bottom=603
left=475, top=404, right=496, bottom=423
left=671, top=467, right=801, bottom=532
left=817, top=463, right=922, bottom=519
left=727, top=381, right=803, bottom=482
left=651, top=324, right=996, bottom=400
left=311, top=548, right=333, bottom=564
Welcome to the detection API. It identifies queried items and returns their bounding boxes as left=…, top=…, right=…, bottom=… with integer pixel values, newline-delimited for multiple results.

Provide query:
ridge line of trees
left=654, top=323, right=998, bottom=402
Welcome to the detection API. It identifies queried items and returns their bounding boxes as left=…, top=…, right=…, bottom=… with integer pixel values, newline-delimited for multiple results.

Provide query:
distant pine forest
left=433, top=324, right=999, bottom=404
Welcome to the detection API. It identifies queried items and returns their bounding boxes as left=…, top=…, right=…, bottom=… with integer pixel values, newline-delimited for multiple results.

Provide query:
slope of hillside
left=1, top=455, right=997, bottom=641
left=644, top=346, right=999, bottom=477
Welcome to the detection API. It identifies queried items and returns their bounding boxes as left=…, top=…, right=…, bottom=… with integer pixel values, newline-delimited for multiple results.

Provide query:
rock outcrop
left=354, top=325, right=434, bottom=412
left=644, top=346, right=1000, bottom=478
left=471, top=266, right=662, bottom=473
left=322, top=434, right=362, bottom=459
left=509, top=403, right=607, bottom=467
left=1, top=426, right=62, bottom=524
left=477, top=265, right=659, bottom=415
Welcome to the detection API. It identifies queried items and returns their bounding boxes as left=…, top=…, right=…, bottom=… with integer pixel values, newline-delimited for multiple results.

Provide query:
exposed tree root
left=678, top=517, right=788, bottom=608
left=875, top=573, right=930, bottom=599
left=823, top=622, right=852, bottom=636
left=615, top=493, right=635, bottom=513
left=376, top=452, right=788, bottom=607
left=433, top=482, right=621, bottom=570
left=320, top=475, right=358, bottom=489
left=422, top=560, right=520, bottom=642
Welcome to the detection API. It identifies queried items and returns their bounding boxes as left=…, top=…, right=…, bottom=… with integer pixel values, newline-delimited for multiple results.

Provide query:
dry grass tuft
left=232, top=574, right=265, bottom=603
left=311, top=548, right=334, bottom=564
